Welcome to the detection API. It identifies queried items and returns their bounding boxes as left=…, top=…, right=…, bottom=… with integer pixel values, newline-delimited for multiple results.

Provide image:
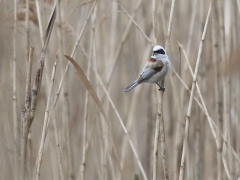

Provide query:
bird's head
left=152, top=45, right=166, bottom=56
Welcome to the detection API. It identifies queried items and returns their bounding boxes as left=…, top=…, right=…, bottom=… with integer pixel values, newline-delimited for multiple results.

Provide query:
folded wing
left=138, top=58, right=164, bottom=83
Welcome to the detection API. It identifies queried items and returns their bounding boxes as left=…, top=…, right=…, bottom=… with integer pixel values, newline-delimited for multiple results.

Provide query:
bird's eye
left=154, top=49, right=165, bottom=55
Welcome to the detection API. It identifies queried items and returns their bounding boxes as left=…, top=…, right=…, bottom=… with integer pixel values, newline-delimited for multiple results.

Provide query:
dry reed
left=1, top=0, right=240, bottom=179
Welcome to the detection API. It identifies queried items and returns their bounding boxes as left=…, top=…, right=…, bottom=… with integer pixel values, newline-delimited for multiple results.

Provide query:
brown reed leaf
left=64, top=55, right=107, bottom=119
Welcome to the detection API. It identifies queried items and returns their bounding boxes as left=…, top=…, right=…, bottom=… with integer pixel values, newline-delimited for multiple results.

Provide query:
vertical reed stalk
left=13, top=0, right=18, bottom=179
left=25, top=0, right=29, bottom=65
left=79, top=39, right=90, bottom=180
left=152, top=0, right=157, bottom=45
left=222, top=131, right=231, bottom=179
left=20, top=4, right=58, bottom=180
left=212, top=1, right=222, bottom=178
left=195, top=112, right=201, bottom=180
left=52, top=115, right=64, bottom=180
left=21, top=47, right=34, bottom=180
left=152, top=0, right=158, bottom=179
left=25, top=1, right=30, bottom=178
left=172, top=59, right=184, bottom=180
left=179, top=42, right=236, bottom=178
left=43, top=3, right=65, bottom=180
left=80, top=4, right=97, bottom=179
left=217, top=0, right=232, bottom=177
left=186, top=0, right=198, bottom=55
left=179, top=3, right=212, bottom=180
left=34, top=53, right=59, bottom=180
left=238, top=0, right=240, bottom=14
left=35, top=0, right=44, bottom=43
left=153, top=0, right=175, bottom=179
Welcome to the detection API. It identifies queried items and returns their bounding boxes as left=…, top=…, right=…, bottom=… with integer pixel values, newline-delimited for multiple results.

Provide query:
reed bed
left=1, top=0, right=240, bottom=179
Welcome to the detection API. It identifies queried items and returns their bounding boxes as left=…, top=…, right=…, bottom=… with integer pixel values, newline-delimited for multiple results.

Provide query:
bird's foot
left=156, top=83, right=165, bottom=91
left=158, top=86, right=165, bottom=91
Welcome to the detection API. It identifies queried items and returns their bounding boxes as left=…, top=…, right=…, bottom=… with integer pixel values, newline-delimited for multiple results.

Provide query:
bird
left=124, top=45, right=170, bottom=92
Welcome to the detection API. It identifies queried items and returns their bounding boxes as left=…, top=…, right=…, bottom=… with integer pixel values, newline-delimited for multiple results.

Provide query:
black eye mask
left=154, top=49, right=165, bottom=55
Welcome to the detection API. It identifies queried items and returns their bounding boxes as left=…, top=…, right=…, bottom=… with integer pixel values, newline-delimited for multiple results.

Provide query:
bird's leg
left=156, top=83, right=165, bottom=91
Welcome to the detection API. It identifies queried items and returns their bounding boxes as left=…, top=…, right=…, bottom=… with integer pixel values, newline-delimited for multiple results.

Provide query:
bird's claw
left=158, top=86, right=165, bottom=91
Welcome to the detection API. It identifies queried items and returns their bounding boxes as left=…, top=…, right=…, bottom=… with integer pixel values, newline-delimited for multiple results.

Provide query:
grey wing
left=137, top=68, right=156, bottom=83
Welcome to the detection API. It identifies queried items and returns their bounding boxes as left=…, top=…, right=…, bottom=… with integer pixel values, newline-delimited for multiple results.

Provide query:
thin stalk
left=116, top=2, right=153, bottom=46
left=34, top=0, right=51, bottom=98
left=47, top=2, right=64, bottom=180
left=51, top=4, right=100, bottom=176
left=96, top=73, right=148, bottom=180
left=54, top=116, right=64, bottom=179
left=107, top=0, right=143, bottom=82
left=98, top=7, right=122, bottom=177
left=25, top=1, right=30, bottom=178
left=176, top=43, right=239, bottom=174
left=109, top=2, right=118, bottom=61
left=152, top=0, right=157, bottom=45
left=78, top=43, right=146, bottom=179
left=35, top=0, right=52, bottom=95
left=13, top=0, right=18, bottom=178
left=238, top=0, right=240, bottom=15
left=227, top=1, right=234, bottom=177
left=159, top=0, right=167, bottom=38
left=164, top=0, right=175, bottom=49
left=117, top=43, right=152, bottom=171
left=152, top=0, right=159, bottom=178
left=93, top=5, right=114, bottom=179
left=108, top=154, right=117, bottom=180
left=178, top=42, right=220, bottom=148
left=237, top=81, right=240, bottom=177
left=186, top=0, right=198, bottom=55
left=34, top=54, right=59, bottom=180
left=52, top=115, right=64, bottom=180
left=179, top=38, right=237, bottom=180
left=25, top=5, right=58, bottom=179
left=222, top=130, right=232, bottom=179
left=172, top=48, right=184, bottom=180
left=30, top=0, right=59, bottom=126
left=153, top=0, right=176, bottom=179
left=53, top=1, right=97, bottom=107
left=56, top=2, right=73, bottom=178
left=25, top=0, right=30, bottom=64
left=179, top=3, right=212, bottom=180
left=51, top=66, right=65, bottom=180
left=217, top=0, right=232, bottom=178
left=35, top=0, right=44, bottom=44
left=195, top=112, right=201, bottom=180
left=152, top=113, right=160, bottom=180
left=212, top=1, right=222, bottom=178
left=50, top=56, right=64, bottom=180
left=80, top=5, right=97, bottom=179
left=21, top=47, right=34, bottom=180
left=80, top=85, right=89, bottom=180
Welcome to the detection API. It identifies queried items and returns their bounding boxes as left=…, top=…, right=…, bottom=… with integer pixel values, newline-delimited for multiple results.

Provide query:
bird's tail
left=124, top=80, right=139, bottom=92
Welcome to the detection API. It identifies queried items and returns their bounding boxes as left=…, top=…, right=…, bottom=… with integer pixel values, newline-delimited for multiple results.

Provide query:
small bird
left=124, top=45, right=170, bottom=92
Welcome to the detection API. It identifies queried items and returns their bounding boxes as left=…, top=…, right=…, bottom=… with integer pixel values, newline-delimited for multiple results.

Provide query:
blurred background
left=0, top=0, right=240, bottom=179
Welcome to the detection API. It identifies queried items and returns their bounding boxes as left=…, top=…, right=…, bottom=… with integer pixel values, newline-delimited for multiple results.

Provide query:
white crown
left=153, top=45, right=164, bottom=51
